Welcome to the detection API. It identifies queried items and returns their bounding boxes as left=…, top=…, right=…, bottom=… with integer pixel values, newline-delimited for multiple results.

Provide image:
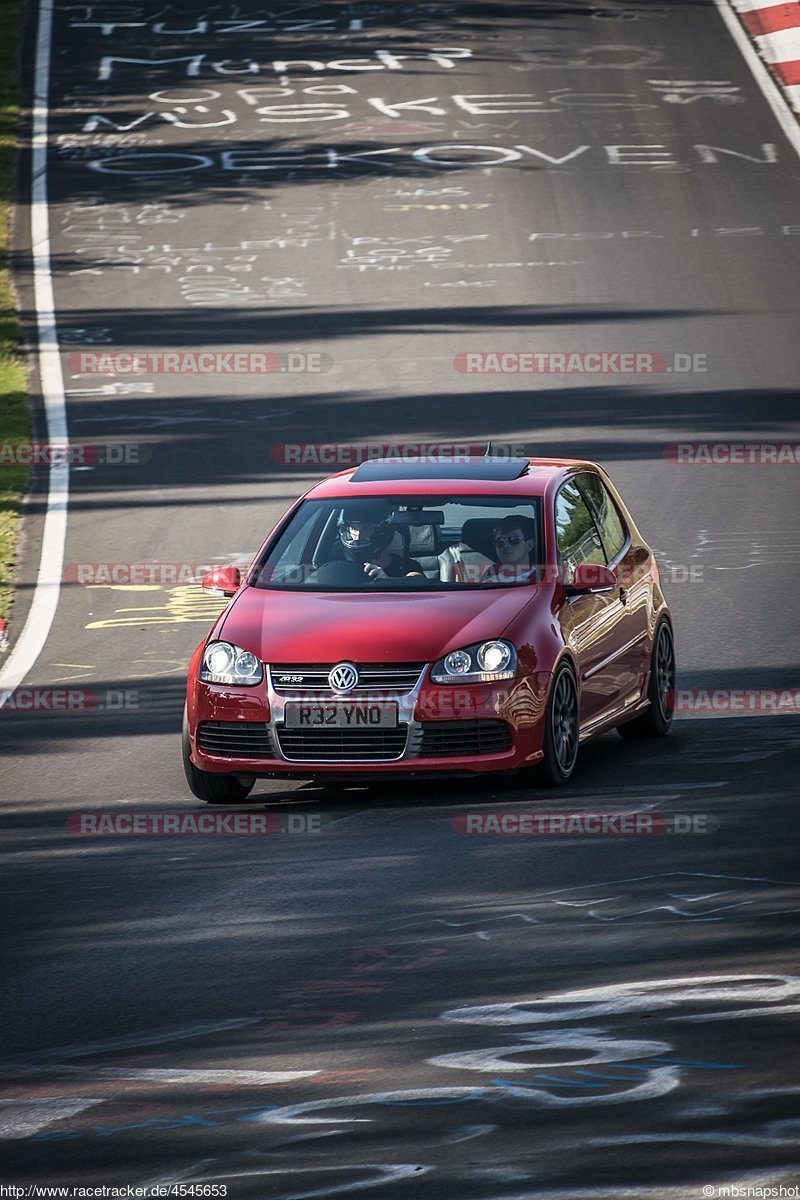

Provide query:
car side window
left=265, top=505, right=326, bottom=578
left=577, top=473, right=628, bottom=563
left=555, top=480, right=606, bottom=579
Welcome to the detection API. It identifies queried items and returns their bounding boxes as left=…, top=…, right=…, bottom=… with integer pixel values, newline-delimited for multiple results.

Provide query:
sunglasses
left=494, top=532, right=527, bottom=547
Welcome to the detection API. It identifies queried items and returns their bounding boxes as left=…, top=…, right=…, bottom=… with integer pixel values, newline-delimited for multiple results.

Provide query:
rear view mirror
left=392, top=511, right=446, bottom=526
left=565, top=563, right=615, bottom=595
left=201, top=565, right=242, bottom=597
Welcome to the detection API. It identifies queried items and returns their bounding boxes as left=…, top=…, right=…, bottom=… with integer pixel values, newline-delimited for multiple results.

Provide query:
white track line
left=0, top=0, right=68, bottom=708
left=714, top=0, right=800, bottom=157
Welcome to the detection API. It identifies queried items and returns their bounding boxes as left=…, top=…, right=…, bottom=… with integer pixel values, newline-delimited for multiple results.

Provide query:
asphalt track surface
left=2, top=1, right=800, bottom=1195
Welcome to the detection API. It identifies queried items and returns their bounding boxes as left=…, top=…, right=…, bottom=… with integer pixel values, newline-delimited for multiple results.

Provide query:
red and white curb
left=730, top=0, right=800, bottom=115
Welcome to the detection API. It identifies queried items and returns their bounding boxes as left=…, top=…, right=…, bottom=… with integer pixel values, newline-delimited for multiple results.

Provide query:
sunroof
left=350, top=457, right=530, bottom=483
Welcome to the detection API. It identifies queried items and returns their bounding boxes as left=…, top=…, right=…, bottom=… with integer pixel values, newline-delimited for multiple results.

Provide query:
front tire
left=529, top=662, right=580, bottom=788
left=618, top=619, right=675, bottom=740
left=182, top=710, right=256, bottom=804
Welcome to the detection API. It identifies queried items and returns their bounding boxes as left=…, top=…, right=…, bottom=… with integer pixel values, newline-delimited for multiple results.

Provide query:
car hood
left=218, top=584, right=536, bottom=663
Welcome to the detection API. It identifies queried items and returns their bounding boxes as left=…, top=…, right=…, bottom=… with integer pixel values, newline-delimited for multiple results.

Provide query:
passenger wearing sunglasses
left=482, top=516, right=538, bottom=583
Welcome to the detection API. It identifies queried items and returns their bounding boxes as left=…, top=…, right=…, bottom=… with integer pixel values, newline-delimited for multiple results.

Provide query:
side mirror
left=201, top=565, right=242, bottom=597
left=565, top=562, right=616, bottom=595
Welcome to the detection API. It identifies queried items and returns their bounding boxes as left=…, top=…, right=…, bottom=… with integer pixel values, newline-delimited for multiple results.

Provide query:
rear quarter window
left=577, top=473, right=628, bottom=562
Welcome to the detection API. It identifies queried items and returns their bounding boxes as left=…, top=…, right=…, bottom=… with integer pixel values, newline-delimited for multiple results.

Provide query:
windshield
left=250, top=495, right=543, bottom=590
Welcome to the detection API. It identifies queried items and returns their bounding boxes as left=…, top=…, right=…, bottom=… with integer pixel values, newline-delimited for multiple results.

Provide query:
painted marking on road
left=388, top=873, right=800, bottom=939
left=0, top=1098, right=102, bottom=1139
left=428, top=1032, right=672, bottom=1072
left=670, top=1003, right=800, bottom=1021
left=440, top=974, right=800, bottom=1028
left=253, top=1088, right=483, bottom=1126
left=0, top=0, right=69, bottom=708
left=524, top=1075, right=607, bottom=1088
left=42, top=1068, right=320, bottom=1085
left=647, top=1057, right=744, bottom=1068
left=488, top=1066, right=680, bottom=1106
left=588, top=901, right=751, bottom=921
left=496, top=1170, right=800, bottom=1196
left=84, top=585, right=226, bottom=630
left=49, top=661, right=96, bottom=682
left=143, top=1165, right=432, bottom=1199
left=0, top=1019, right=259, bottom=1069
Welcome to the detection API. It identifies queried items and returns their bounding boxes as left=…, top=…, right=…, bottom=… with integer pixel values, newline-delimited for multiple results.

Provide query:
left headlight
left=200, top=641, right=263, bottom=686
left=431, top=640, right=516, bottom=684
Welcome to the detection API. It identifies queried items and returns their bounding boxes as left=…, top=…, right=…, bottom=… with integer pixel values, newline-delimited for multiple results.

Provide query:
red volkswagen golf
left=182, top=456, right=675, bottom=802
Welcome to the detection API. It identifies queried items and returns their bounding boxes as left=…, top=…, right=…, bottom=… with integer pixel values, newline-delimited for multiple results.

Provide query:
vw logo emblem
left=328, top=662, right=359, bottom=692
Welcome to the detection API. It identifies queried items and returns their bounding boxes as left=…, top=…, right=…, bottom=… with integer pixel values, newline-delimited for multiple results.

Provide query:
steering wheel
left=306, top=560, right=375, bottom=586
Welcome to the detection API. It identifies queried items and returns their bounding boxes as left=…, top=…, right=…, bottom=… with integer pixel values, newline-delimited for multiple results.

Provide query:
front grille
left=198, top=721, right=274, bottom=758
left=418, top=720, right=513, bottom=758
left=276, top=725, right=408, bottom=762
left=270, top=663, right=425, bottom=695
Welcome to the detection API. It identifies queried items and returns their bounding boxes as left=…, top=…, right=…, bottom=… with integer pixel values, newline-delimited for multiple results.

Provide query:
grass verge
left=0, top=0, right=29, bottom=625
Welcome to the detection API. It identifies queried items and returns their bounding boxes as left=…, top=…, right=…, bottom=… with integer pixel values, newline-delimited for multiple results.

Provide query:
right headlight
left=200, top=641, right=263, bottom=686
left=431, top=640, right=516, bottom=684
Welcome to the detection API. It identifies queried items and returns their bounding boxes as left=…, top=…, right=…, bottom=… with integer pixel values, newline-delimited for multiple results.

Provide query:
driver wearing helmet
left=338, top=501, right=424, bottom=580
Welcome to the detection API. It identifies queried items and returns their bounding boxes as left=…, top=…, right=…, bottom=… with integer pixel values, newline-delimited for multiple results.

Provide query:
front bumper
left=186, top=668, right=551, bottom=779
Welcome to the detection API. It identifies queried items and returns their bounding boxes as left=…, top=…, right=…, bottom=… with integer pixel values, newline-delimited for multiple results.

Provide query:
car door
left=554, top=479, right=634, bottom=728
left=576, top=471, right=651, bottom=711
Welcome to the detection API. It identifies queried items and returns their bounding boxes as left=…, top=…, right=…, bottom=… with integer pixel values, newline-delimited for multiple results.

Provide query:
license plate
left=283, top=702, right=399, bottom=729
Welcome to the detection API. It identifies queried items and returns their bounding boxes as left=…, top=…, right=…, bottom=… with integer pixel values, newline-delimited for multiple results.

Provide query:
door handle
left=618, top=587, right=628, bottom=605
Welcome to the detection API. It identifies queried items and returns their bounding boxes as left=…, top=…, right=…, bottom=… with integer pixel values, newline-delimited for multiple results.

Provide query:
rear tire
left=528, top=662, right=580, bottom=788
left=618, top=619, right=675, bottom=740
left=182, top=710, right=256, bottom=804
